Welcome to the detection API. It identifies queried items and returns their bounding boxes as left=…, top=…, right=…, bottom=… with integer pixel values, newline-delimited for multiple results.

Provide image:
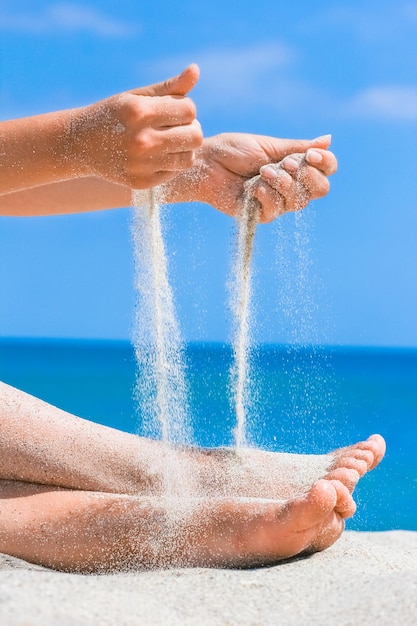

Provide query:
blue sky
left=0, top=0, right=416, bottom=346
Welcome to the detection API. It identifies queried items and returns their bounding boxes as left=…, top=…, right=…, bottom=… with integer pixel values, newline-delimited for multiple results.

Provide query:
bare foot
left=110, top=436, right=385, bottom=570
left=0, top=383, right=386, bottom=572
left=172, top=478, right=355, bottom=568
left=180, top=434, right=386, bottom=501
left=0, top=473, right=356, bottom=572
left=319, top=434, right=386, bottom=491
left=0, top=382, right=386, bottom=505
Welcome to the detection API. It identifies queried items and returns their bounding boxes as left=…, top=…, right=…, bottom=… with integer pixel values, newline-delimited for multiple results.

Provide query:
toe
left=332, top=433, right=386, bottom=472
left=330, top=479, right=357, bottom=518
left=366, top=434, right=386, bottom=469
left=292, top=479, right=350, bottom=556
left=243, top=480, right=341, bottom=563
left=324, top=467, right=360, bottom=493
left=331, top=450, right=374, bottom=475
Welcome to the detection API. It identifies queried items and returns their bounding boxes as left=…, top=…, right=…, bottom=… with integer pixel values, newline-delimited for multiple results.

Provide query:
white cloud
left=0, top=2, right=139, bottom=37
left=346, top=86, right=417, bottom=121
left=147, top=42, right=318, bottom=112
left=146, top=44, right=417, bottom=124
left=192, top=42, right=296, bottom=92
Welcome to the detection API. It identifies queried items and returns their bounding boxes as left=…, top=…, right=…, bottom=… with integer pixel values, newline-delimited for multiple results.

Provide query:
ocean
left=1, top=338, right=416, bottom=532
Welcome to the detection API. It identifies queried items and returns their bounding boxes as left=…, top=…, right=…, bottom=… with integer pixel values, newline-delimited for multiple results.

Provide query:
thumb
left=130, top=64, right=200, bottom=97
left=263, top=134, right=332, bottom=162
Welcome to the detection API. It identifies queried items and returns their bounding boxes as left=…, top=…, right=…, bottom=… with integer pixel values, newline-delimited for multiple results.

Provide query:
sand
left=1, top=531, right=416, bottom=626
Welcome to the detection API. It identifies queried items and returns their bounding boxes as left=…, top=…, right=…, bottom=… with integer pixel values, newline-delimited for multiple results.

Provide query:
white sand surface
left=0, top=531, right=416, bottom=626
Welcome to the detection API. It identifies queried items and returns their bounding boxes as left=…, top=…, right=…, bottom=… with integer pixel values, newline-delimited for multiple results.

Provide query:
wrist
left=61, top=105, right=97, bottom=178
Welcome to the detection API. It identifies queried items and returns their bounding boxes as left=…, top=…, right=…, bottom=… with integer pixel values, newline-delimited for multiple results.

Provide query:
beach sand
left=0, top=531, right=416, bottom=626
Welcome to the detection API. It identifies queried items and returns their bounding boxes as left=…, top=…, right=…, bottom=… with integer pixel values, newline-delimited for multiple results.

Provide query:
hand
left=166, top=133, right=337, bottom=223
left=69, top=65, right=203, bottom=189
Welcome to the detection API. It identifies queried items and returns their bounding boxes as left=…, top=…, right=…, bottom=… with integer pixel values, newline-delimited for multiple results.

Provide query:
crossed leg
left=0, top=382, right=386, bottom=572
left=0, top=381, right=385, bottom=499
left=0, top=473, right=359, bottom=572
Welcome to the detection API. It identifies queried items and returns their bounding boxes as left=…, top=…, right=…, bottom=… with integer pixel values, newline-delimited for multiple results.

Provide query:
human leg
left=0, top=382, right=386, bottom=501
left=0, top=476, right=354, bottom=573
left=188, top=434, right=386, bottom=500
left=0, top=381, right=164, bottom=495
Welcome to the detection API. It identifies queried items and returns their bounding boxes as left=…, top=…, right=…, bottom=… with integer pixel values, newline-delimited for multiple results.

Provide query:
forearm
left=0, top=130, right=226, bottom=215
left=0, top=137, right=209, bottom=216
left=0, top=109, right=90, bottom=195
left=0, top=177, right=131, bottom=216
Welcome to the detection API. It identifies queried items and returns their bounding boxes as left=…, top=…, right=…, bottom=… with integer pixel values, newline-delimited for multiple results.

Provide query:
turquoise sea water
left=1, top=338, right=416, bottom=532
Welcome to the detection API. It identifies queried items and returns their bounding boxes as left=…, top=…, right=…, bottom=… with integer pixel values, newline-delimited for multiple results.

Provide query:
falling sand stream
left=131, top=185, right=259, bottom=453
left=131, top=188, right=191, bottom=447
left=129, top=169, right=334, bottom=534
left=230, top=190, right=259, bottom=448
left=130, top=163, right=329, bottom=502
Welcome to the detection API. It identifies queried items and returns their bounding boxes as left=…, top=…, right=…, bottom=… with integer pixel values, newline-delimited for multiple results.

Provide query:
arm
left=0, top=65, right=202, bottom=196
left=0, top=177, right=131, bottom=216
left=0, top=133, right=337, bottom=218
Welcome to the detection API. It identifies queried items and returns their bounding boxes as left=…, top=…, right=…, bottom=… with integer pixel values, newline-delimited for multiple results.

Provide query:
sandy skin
left=0, top=382, right=385, bottom=572
left=0, top=63, right=375, bottom=574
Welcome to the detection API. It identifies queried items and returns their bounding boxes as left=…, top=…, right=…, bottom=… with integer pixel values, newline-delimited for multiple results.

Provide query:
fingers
left=129, top=120, right=202, bottom=167
left=133, top=169, right=187, bottom=189
left=254, top=134, right=332, bottom=168
left=139, top=119, right=203, bottom=157
left=125, top=152, right=196, bottom=189
left=304, top=148, right=338, bottom=176
left=101, top=68, right=202, bottom=188
left=141, top=94, right=198, bottom=128
left=130, top=64, right=200, bottom=98
left=251, top=149, right=338, bottom=223
left=158, top=119, right=203, bottom=153
left=124, top=120, right=203, bottom=187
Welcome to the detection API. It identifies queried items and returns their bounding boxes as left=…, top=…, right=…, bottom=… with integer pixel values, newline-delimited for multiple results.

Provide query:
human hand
left=166, top=133, right=337, bottom=222
left=68, top=65, right=203, bottom=189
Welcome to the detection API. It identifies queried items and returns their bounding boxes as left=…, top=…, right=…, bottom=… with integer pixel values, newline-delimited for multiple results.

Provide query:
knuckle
left=131, top=130, right=154, bottom=154
left=161, top=79, right=172, bottom=93
left=129, top=96, right=155, bottom=126
left=125, top=94, right=145, bottom=117
left=183, top=97, right=197, bottom=120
